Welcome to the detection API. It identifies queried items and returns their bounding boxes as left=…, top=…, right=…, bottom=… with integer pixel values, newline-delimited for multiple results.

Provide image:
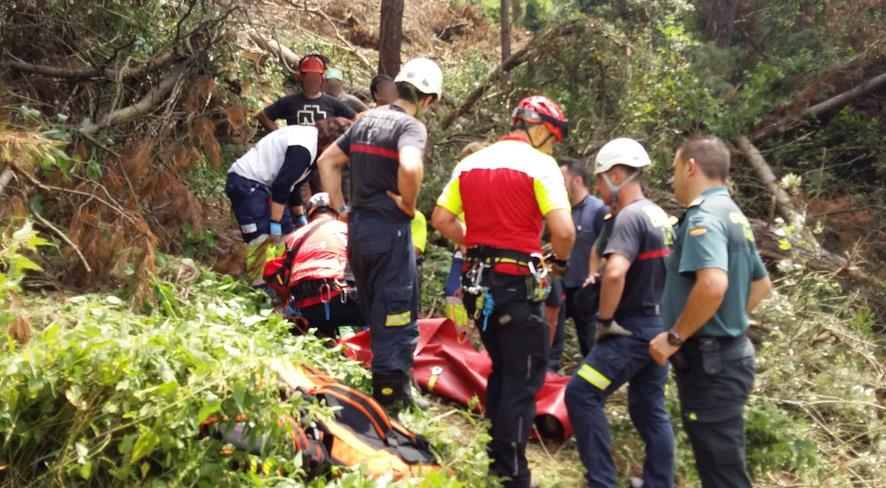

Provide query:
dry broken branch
left=29, top=201, right=92, bottom=273
left=736, top=136, right=801, bottom=225
left=248, top=31, right=300, bottom=71
left=0, top=166, right=14, bottom=198
left=1, top=52, right=181, bottom=81
left=753, top=71, right=886, bottom=141
left=440, top=21, right=580, bottom=131
left=79, top=63, right=189, bottom=136
left=734, top=136, right=886, bottom=290
left=439, top=44, right=533, bottom=130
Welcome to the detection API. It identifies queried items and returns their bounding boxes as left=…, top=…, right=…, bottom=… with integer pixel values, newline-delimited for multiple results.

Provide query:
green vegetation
left=0, top=224, right=493, bottom=487
left=1, top=0, right=884, bottom=486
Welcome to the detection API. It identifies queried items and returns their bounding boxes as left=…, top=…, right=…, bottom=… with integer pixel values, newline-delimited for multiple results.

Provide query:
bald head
left=678, top=136, right=730, bottom=182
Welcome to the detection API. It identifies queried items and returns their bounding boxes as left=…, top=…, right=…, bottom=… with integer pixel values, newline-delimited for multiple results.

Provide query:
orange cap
left=299, top=56, right=326, bottom=74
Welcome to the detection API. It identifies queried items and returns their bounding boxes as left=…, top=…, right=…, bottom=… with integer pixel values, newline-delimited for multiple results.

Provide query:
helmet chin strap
left=526, top=124, right=554, bottom=149
left=602, top=170, right=640, bottom=206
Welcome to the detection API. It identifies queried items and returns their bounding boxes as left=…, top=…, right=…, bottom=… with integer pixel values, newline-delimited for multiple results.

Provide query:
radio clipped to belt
left=526, top=253, right=552, bottom=303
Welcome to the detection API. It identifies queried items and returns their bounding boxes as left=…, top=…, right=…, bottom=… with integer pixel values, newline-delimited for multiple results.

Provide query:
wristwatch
left=336, top=203, right=351, bottom=215
left=667, top=330, right=684, bottom=347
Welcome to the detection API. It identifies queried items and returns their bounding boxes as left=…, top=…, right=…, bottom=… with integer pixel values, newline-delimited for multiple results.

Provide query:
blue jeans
left=565, top=315, right=675, bottom=487
left=225, top=172, right=293, bottom=243
left=347, top=211, right=418, bottom=375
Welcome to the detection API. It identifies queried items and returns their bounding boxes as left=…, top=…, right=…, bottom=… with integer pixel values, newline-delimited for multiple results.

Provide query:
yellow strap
left=385, top=311, right=412, bottom=327
left=577, top=364, right=611, bottom=391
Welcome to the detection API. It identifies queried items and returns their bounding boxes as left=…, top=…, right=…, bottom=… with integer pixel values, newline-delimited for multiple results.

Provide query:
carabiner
left=528, top=253, right=549, bottom=279
left=319, top=282, right=333, bottom=304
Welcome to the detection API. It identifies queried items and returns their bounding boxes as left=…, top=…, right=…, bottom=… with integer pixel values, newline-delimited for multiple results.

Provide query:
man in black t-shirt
left=317, top=58, right=443, bottom=414
left=256, top=54, right=356, bottom=131
left=564, top=138, right=676, bottom=488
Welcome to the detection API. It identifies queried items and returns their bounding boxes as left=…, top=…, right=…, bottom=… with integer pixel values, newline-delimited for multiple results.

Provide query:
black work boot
left=372, top=372, right=408, bottom=414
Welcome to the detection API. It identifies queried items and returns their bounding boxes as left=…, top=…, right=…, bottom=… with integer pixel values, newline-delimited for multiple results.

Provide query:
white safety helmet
left=305, top=192, right=335, bottom=219
left=594, top=137, right=652, bottom=175
left=394, top=57, right=443, bottom=99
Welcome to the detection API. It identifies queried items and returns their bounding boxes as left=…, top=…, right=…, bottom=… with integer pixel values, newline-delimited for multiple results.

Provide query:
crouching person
left=263, top=192, right=362, bottom=339
left=225, top=118, right=352, bottom=286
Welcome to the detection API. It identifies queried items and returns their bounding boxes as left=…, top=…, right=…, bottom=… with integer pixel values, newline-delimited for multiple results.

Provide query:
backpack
left=201, top=360, right=441, bottom=481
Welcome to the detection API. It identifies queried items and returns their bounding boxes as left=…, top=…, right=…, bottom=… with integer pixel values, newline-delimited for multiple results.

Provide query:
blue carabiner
left=481, top=286, right=494, bottom=332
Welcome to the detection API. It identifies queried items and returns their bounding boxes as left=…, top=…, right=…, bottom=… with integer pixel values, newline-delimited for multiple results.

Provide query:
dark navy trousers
left=347, top=211, right=419, bottom=375
left=565, top=315, right=675, bottom=487
left=225, top=172, right=294, bottom=243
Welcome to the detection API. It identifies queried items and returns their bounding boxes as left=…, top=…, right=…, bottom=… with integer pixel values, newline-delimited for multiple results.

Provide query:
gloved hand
left=595, top=317, right=633, bottom=342
left=294, top=215, right=308, bottom=228
left=269, top=220, right=283, bottom=240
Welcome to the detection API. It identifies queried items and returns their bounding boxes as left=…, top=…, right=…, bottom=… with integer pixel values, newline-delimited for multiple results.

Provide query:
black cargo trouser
left=465, top=272, right=549, bottom=488
left=672, top=335, right=755, bottom=488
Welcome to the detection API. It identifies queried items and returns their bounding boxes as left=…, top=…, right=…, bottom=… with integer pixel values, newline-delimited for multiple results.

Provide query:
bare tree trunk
left=378, top=0, right=404, bottom=76
left=500, top=0, right=512, bottom=63
left=702, top=0, right=738, bottom=47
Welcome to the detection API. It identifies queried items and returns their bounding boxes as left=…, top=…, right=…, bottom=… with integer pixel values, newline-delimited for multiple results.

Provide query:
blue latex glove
left=444, top=255, right=464, bottom=297
left=294, top=215, right=308, bottom=228
left=269, top=221, right=282, bottom=238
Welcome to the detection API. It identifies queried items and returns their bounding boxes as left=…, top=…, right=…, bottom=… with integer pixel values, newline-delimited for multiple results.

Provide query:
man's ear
left=685, top=157, right=697, bottom=176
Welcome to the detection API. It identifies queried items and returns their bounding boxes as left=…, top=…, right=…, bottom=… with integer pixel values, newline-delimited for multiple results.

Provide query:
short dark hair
left=397, top=82, right=436, bottom=102
left=370, top=74, right=393, bottom=98
left=678, top=136, right=730, bottom=181
left=559, top=157, right=590, bottom=185
left=315, top=117, right=353, bottom=151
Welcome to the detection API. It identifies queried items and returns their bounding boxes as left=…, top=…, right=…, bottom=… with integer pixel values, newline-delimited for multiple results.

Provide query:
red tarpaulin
left=339, top=318, right=573, bottom=441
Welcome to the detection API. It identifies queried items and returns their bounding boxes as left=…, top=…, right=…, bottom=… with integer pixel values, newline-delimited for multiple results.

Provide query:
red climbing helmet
left=511, top=95, right=569, bottom=142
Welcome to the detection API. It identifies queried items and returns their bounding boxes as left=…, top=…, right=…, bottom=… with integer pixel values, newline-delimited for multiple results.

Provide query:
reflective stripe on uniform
left=385, top=311, right=412, bottom=327
left=577, top=364, right=612, bottom=391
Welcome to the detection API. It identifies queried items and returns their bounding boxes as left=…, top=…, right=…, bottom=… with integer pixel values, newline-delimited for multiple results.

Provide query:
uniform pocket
left=357, top=234, right=393, bottom=256
left=383, top=284, right=414, bottom=327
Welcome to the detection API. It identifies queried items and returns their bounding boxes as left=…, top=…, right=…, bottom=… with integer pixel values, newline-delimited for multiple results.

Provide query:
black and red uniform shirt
left=335, top=104, right=427, bottom=221
left=601, top=198, right=673, bottom=312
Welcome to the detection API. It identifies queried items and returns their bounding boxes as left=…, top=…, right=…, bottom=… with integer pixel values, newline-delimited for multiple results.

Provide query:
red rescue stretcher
left=339, top=318, right=573, bottom=441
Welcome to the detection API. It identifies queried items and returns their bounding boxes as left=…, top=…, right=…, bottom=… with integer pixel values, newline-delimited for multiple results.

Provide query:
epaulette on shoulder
left=688, top=195, right=705, bottom=208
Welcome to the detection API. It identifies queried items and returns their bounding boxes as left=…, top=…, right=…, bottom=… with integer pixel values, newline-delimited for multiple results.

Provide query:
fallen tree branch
left=0, top=165, right=14, bottom=197
left=439, top=21, right=581, bottom=131
left=737, top=136, right=848, bottom=269
left=736, top=136, right=801, bottom=225
left=753, top=71, right=886, bottom=141
left=0, top=51, right=181, bottom=81
left=28, top=200, right=92, bottom=273
left=439, top=43, right=533, bottom=131
left=739, top=138, right=886, bottom=292
left=248, top=31, right=300, bottom=71
left=79, top=63, right=189, bottom=136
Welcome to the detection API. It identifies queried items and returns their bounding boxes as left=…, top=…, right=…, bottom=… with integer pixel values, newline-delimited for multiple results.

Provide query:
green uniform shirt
left=662, top=187, right=767, bottom=337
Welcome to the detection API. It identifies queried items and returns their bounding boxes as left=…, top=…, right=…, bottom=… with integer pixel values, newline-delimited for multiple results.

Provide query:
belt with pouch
left=671, top=334, right=753, bottom=375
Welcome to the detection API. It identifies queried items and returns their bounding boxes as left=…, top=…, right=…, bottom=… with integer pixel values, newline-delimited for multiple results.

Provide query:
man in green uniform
left=649, top=135, right=772, bottom=488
